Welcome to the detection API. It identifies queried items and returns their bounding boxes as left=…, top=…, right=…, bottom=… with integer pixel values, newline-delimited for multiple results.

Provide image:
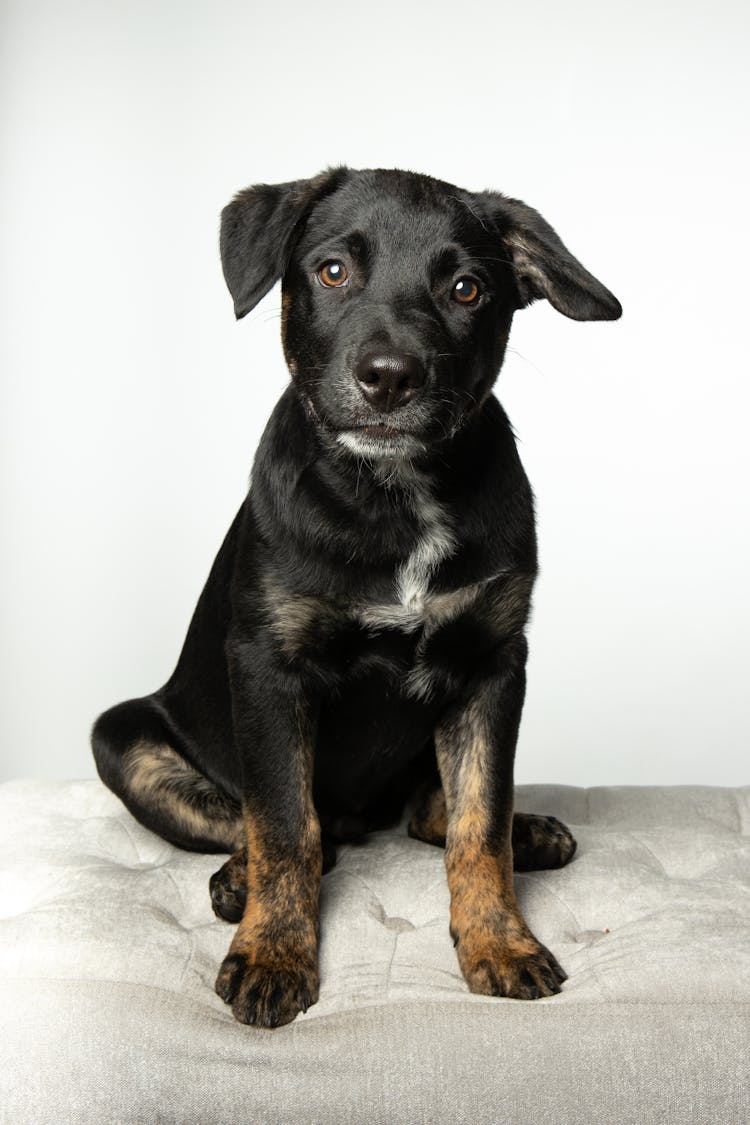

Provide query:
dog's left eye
left=318, top=261, right=349, bottom=287
left=452, top=277, right=481, bottom=305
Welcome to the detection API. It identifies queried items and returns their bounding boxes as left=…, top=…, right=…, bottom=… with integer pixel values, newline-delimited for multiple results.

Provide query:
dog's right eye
left=452, top=277, right=481, bottom=305
left=318, top=261, right=349, bottom=288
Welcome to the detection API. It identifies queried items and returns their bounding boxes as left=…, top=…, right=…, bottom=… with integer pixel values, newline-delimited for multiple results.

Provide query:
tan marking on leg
left=436, top=699, right=566, bottom=999
left=231, top=806, right=322, bottom=959
left=215, top=701, right=323, bottom=1026
left=215, top=805, right=322, bottom=1026
left=438, top=700, right=518, bottom=937
left=123, top=741, right=243, bottom=851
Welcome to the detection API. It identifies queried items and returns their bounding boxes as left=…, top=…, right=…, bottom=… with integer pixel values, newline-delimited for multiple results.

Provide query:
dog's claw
left=215, top=951, right=319, bottom=1028
left=460, top=938, right=567, bottom=1000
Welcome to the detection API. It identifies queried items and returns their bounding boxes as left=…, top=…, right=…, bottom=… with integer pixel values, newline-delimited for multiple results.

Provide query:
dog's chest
left=264, top=468, right=491, bottom=693
left=264, top=568, right=488, bottom=709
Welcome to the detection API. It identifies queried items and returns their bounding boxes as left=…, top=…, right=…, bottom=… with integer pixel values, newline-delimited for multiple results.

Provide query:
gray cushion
left=1, top=780, right=748, bottom=1123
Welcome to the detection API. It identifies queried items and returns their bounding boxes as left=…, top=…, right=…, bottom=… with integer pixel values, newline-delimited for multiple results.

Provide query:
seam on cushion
left=116, top=815, right=148, bottom=865
left=410, top=877, right=448, bottom=915
left=324, top=869, right=381, bottom=898
left=176, top=930, right=198, bottom=990
left=627, top=833, right=668, bottom=877
left=585, top=941, right=614, bottom=1002
left=0, top=974, right=235, bottom=1024
left=159, top=869, right=199, bottom=988
left=684, top=791, right=739, bottom=835
left=5, top=976, right=749, bottom=1012
left=519, top=874, right=581, bottom=936
left=383, top=931, right=399, bottom=1000
left=700, top=877, right=750, bottom=894
left=163, top=867, right=189, bottom=914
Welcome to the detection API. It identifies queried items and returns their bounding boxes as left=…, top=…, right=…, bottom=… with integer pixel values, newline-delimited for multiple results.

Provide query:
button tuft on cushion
left=382, top=915, right=416, bottom=933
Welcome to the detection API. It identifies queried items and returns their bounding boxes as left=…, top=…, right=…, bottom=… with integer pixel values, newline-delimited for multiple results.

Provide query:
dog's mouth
left=336, top=424, right=427, bottom=460
left=354, top=423, right=396, bottom=437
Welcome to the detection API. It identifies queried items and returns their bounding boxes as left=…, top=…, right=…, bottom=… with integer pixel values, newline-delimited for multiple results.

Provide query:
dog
left=92, top=166, right=621, bottom=1028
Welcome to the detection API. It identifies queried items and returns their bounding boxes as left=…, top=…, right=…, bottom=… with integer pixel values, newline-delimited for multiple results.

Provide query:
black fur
left=92, top=166, right=620, bottom=1026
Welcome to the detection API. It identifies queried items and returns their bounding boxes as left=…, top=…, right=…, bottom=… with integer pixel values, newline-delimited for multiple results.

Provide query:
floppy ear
left=477, top=192, right=622, bottom=322
left=220, top=167, right=348, bottom=319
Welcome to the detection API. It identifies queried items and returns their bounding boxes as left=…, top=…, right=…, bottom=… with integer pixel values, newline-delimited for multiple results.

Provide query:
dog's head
left=220, top=167, right=621, bottom=460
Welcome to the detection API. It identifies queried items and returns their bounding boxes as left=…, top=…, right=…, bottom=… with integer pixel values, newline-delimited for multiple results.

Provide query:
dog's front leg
left=437, top=636, right=567, bottom=999
left=215, top=636, right=321, bottom=1028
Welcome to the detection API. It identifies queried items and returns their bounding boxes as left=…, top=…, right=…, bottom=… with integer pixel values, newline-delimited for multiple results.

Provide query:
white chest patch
left=395, top=477, right=455, bottom=611
left=354, top=466, right=458, bottom=632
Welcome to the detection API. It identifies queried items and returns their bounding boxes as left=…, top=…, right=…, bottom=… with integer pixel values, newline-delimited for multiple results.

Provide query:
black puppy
left=92, top=167, right=621, bottom=1028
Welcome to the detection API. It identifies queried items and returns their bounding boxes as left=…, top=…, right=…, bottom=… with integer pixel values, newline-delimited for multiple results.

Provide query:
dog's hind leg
left=210, top=849, right=248, bottom=921
left=511, top=811, right=577, bottom=870
left=92, top=698, right=242, bottom=853
left=407, top=782, right=448, bottom=847
left=408, top=785, right=577, bottom=870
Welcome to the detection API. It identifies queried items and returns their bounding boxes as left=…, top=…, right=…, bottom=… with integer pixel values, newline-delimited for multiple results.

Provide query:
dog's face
left=220, top=167, right=621, bottom=460
left=280, top=172, right=520, bottom=460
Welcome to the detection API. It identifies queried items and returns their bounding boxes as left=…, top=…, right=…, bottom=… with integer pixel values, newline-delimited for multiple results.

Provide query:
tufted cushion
left=1, top=780, right=748, bottom=1123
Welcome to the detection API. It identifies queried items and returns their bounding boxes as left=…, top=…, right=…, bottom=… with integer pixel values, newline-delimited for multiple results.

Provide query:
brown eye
left=318, top=260, right=348, bottom=287
left=452, top=277, right=480, bottom=304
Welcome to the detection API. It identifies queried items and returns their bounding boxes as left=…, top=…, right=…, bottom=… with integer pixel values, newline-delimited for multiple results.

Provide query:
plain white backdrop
left=1, top=0, right=748, bottom=784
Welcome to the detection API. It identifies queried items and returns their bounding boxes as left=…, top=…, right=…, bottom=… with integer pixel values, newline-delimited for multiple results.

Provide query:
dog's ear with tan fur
left=476, top=192, right=622, bottom=322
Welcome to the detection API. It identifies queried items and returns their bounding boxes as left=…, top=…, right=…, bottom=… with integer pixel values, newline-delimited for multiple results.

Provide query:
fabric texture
left=0, top=779, right=748, bottom=1124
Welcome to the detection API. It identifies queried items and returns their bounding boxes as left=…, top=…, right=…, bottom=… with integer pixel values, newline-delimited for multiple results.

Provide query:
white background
left=1, top=0, right=748, bottom=784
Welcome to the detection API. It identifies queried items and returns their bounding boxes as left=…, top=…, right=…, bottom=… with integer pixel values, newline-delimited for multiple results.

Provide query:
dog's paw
left=459, top=938, right=567, bottom=1000
left=215, top=952, right=319, bottom=1028
left=209, top=853, right=247, bottom=923
left=512, top=812, right=577, bottom=872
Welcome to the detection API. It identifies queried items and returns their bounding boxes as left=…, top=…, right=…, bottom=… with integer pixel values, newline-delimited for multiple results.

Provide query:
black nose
left=355, top=351, right=426, bottom=413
